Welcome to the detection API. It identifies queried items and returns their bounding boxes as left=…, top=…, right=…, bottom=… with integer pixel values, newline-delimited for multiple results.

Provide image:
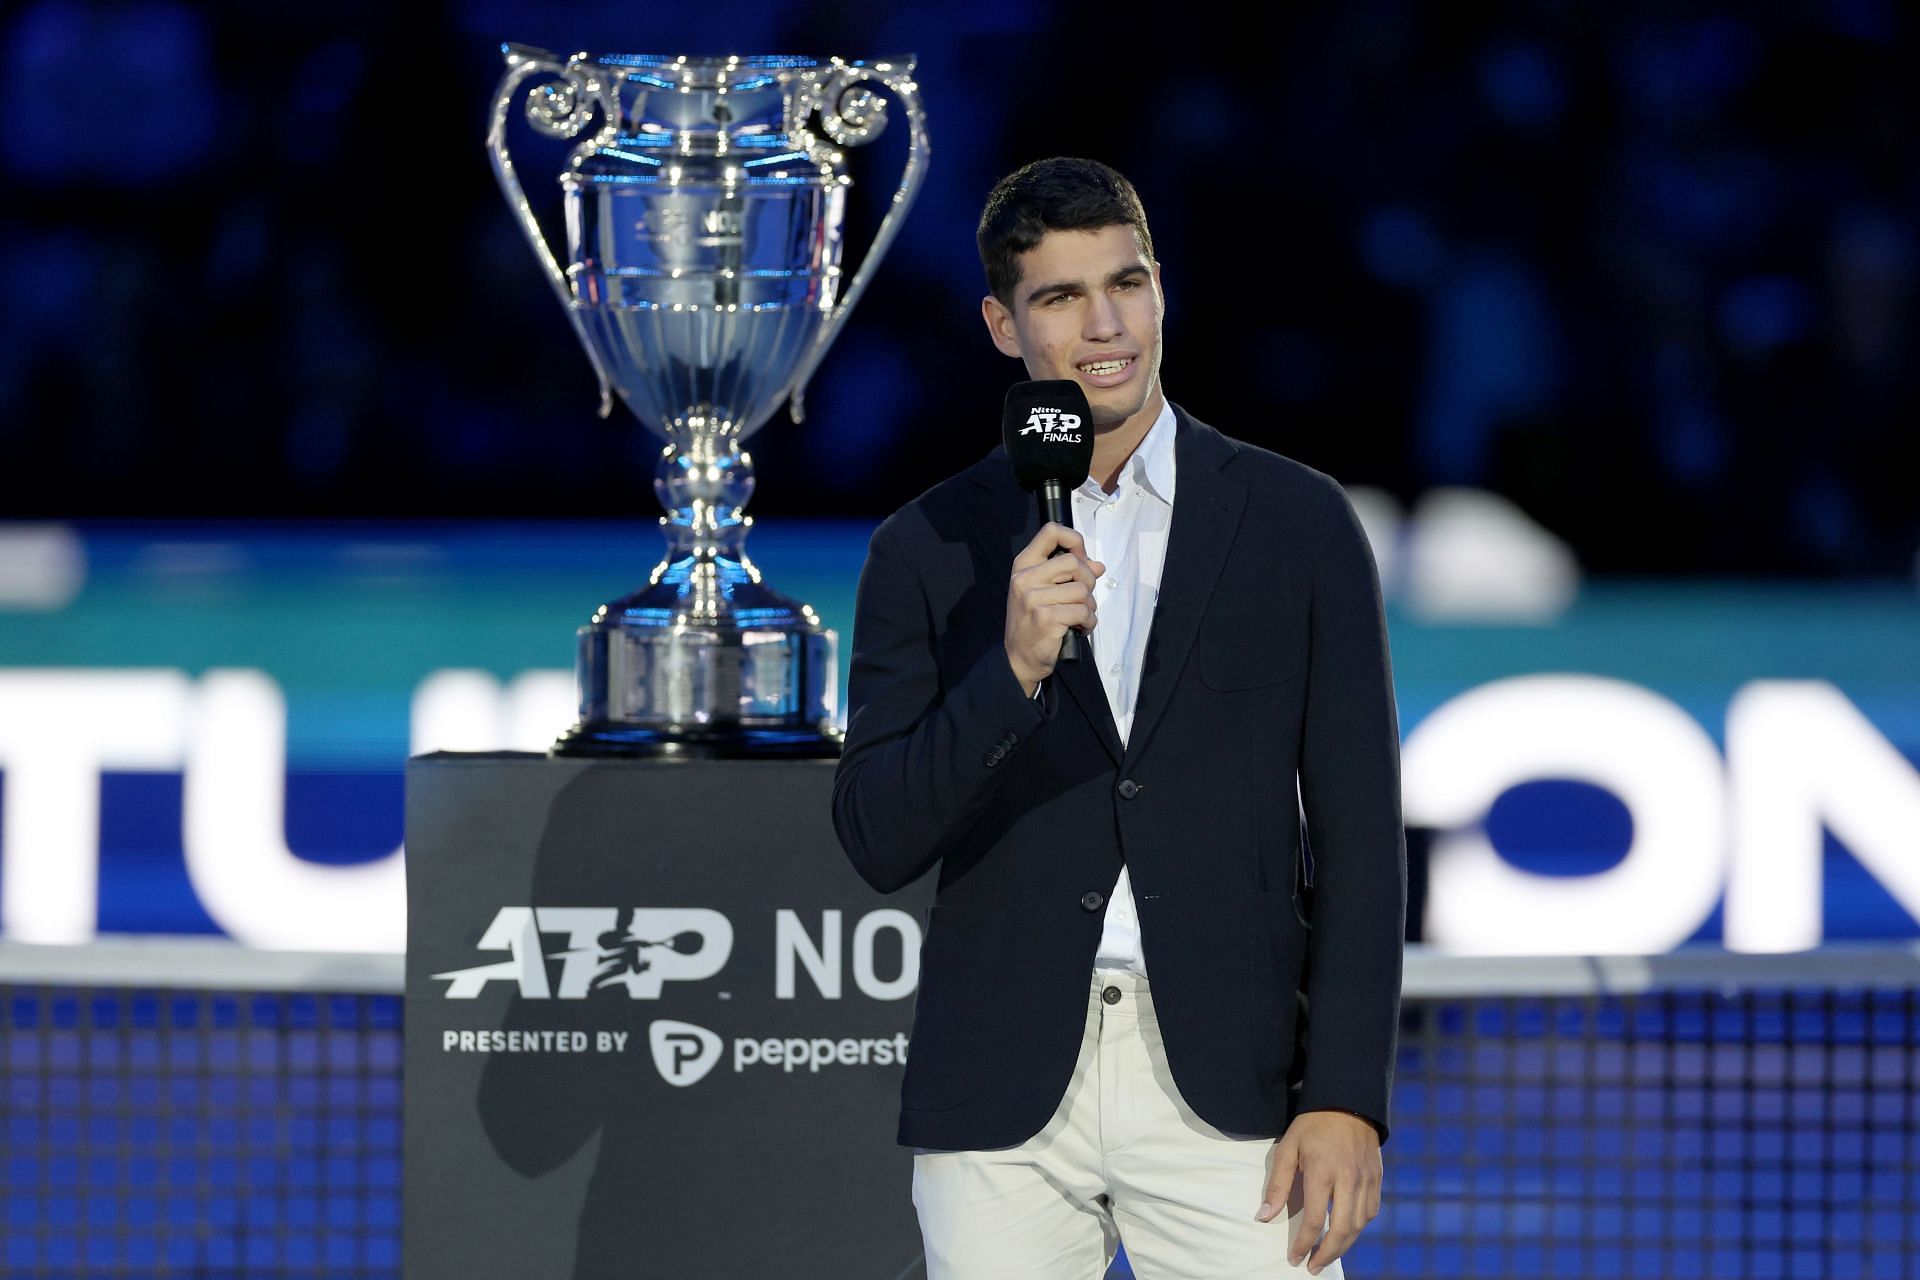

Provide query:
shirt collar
left=1078, top=398, right=1177, bottom=504
left=1132, top=399, right=1177, bottom=503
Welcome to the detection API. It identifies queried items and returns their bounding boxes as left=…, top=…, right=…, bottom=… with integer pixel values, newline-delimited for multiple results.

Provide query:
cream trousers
left=912, top=970, right=1340, bottom=1280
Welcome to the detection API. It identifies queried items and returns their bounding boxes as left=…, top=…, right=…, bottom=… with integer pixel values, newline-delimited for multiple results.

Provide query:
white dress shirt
left=1074, top=400, right=1176, bottom=977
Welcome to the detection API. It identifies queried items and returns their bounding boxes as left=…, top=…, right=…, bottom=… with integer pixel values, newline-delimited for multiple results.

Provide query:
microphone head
left=1002, top=379, right=1095, bottom=493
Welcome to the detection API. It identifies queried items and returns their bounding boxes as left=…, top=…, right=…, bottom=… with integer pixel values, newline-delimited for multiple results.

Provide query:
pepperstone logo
left=434, top=907, right=734, bottom=999
left=650, top=1020, right=724, bottom=1086
left=1018, top=408, right=1083, bottom=442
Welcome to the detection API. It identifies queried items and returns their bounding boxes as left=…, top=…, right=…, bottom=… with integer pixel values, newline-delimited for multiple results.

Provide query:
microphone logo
left=1019, top=408, right=1084, bottom=442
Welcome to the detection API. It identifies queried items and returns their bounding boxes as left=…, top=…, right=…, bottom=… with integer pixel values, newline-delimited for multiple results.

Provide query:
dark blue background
left=3, top=0, right=1918, bottom=574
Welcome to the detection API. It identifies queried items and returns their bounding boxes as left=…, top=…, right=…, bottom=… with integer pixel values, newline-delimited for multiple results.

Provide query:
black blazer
left=832, top=405, right=1406, bottom=1152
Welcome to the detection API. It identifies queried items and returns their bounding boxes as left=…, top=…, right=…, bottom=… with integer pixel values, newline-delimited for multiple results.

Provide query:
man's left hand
left=1256, top=1109, right=1381, bottom=1275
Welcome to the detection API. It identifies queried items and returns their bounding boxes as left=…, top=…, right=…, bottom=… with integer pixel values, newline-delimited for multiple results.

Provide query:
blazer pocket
left=1247, top=891, right=1311, bottom=1092
left=1198, top=569, right=1303, bottom=691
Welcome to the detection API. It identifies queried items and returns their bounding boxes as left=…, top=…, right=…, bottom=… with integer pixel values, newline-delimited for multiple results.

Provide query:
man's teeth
left=1081, top=359, right=1131, bottom=375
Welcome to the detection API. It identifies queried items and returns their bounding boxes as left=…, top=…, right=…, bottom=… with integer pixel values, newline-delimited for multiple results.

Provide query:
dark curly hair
left=977, top=157, right=1156, bottom=306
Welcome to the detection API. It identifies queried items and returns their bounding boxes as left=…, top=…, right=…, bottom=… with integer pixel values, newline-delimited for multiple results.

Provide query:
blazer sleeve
left=1294, top=480, right=1407, bottom=1142
left=831, top=517, right=1049, bottom=894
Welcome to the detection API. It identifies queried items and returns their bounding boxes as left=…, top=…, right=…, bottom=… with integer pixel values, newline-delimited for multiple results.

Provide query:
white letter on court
left=182, top=669, right=406, bottom=951
left=0, top=671, right=191, bottom=943
left=1404, top=674, right=1726, bottom=955
left=408, top=668, right=574, bottom=754
left=1725, top=680, right=1920, bottom=953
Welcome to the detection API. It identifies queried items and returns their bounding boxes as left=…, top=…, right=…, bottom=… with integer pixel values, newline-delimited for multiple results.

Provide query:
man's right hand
left=1005, top=522, right=1105, bottom=697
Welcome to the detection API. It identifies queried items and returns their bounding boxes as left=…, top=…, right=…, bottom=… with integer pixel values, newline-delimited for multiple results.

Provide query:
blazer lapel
left=1123, top=411, right=1246, bottom=767
left=974, top=451, right=1124, bottom=765
left=1051, top=610, right=1125, bottom=766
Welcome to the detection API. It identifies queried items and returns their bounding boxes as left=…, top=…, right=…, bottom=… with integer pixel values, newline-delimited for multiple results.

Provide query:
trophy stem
left=555, top=416, right=841, bottom=759
left=653, top=424, right=755, bottom=624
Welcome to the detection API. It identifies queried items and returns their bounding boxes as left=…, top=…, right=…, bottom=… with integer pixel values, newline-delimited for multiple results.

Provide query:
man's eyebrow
left=1022, top=265, right=1150, bottom=307
left=1023, top=278, right=1082, bottom=307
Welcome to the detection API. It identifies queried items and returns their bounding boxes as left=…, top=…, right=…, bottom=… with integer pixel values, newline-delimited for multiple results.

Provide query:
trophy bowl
left=488, top=47, right=927, bottom=757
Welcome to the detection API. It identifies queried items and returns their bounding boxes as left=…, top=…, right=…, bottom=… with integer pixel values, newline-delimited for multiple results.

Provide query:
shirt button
left=1081, top=891, right=1105, bottom=912
left=1102, top=985, right=1122, bottom=1006
left=1117, top=778, right=1140, bottom=799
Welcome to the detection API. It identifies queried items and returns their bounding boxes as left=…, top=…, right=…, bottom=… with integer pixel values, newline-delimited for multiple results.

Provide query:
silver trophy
left=488, top=46, right=927, bottom=757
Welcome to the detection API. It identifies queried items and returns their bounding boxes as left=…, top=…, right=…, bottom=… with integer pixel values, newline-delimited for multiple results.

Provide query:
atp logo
left=434, top=907, right=734, bottom=999
left=1018, top=407, right=1083, bottom=442
left=649, top=1020, right=723, bottom=1086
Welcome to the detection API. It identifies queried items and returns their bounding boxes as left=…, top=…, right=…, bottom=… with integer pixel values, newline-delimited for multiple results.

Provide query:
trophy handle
left=487, top=43, right=618, bottom=419
left=787, top=58, right=930, bottom=425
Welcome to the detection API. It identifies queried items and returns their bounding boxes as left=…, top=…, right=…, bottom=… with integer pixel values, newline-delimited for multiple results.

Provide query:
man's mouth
left=1078, top=356, right=1134, bottom=378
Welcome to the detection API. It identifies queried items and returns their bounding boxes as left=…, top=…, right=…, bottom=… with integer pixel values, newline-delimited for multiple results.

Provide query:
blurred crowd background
left=3, top=0, right=1916, bottom=577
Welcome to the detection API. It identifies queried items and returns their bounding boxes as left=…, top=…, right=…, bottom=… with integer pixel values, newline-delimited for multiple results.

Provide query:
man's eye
left=1114, top=279, right=1140, bottom=292
left=1047, top=293, right=1075, bottom=305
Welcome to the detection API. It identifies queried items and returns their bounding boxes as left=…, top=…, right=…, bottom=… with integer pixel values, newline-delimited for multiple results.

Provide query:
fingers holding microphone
left=1005, top=522, right=1104, bottom=696
left=1000, top=379, right=1100, bottom=694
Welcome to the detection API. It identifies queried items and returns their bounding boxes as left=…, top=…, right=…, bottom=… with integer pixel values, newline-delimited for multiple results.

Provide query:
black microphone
left=1002, top=379, right=1097, bottom=663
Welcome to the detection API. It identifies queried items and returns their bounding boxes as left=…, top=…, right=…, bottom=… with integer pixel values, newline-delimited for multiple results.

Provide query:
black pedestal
left=403, top=754, right=928, bottom=1280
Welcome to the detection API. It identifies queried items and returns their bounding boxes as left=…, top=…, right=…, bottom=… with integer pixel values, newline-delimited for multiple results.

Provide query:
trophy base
left=556, top=564, right=842, bottom=760
left=551, top=722, right=843, bottom=759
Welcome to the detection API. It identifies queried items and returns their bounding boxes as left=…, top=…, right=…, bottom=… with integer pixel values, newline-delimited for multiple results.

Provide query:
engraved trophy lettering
left=489, top=47, right=927, bottom=756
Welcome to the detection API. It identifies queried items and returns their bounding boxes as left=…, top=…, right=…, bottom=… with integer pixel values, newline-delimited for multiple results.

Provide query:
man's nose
left=1082, top=291, right=1123, bottom=341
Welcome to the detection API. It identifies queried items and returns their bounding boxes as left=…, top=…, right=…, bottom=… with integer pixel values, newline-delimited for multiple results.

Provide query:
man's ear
left=981, top=294, right=1024, bottom=359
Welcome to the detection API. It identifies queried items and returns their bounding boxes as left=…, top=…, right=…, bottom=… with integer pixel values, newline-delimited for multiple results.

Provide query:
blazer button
left=984, top=750, right=1001, bottom=767
left=1117, top=778, right=1140, bottom=799
left=1081, top=891, right=1105, bottom=912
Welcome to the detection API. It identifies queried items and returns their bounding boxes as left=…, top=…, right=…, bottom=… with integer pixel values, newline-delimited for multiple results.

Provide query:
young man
left=832, top=157, right=1405, bottom=1278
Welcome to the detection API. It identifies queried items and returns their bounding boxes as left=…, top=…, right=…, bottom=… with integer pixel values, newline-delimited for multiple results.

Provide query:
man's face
left=982, top=223, right=1165, bottom=429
